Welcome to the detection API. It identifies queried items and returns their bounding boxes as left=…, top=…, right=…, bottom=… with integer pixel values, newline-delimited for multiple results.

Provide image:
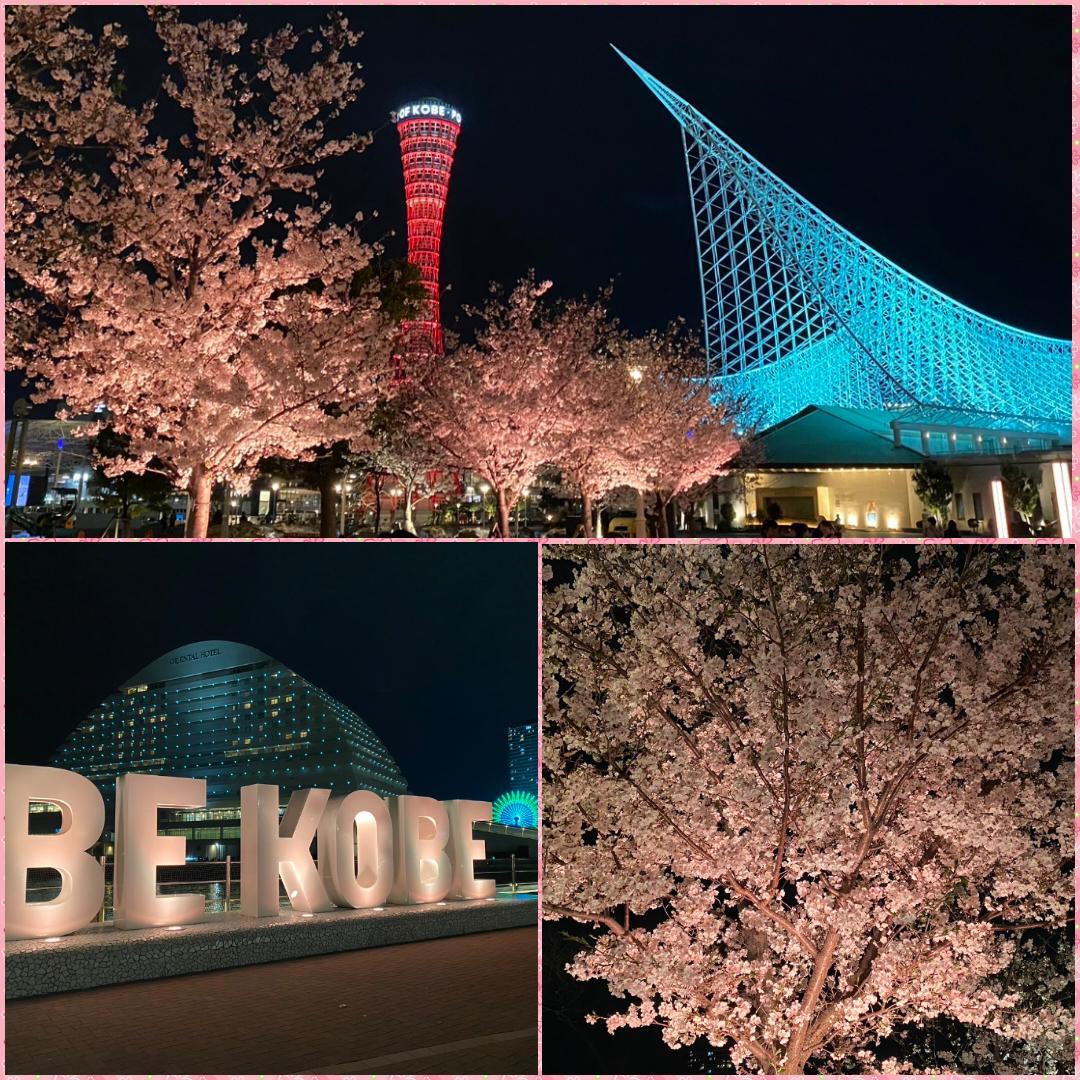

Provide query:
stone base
left=6, top=893, right=538, bottom=999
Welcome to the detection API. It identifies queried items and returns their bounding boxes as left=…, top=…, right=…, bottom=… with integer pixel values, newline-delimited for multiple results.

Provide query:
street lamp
left=333, top=482, right=345, bottom=536
left=478, top=482, right=491, bottom=528
left=628, top=366, right=644, bottom=383
left=270, top=480, right=280, bottom=524
left=517, top=487, right=532, bottom=536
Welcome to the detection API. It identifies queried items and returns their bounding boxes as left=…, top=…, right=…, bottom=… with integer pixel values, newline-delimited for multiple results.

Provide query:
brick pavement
left=5, top=927, right=536, bottom=1074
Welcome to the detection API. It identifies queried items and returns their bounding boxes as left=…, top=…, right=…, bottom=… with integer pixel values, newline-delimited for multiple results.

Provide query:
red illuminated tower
left=393, top=98, right=462, bottom=356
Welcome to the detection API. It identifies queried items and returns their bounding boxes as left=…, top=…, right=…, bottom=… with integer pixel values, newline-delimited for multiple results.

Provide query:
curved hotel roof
left=50, top=640, right=408, bottom=820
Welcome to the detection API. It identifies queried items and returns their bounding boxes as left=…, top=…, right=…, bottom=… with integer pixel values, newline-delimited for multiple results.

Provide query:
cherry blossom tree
left=554, top=354, right=637, bottom=538
left=543, top=545, right=1072, bottom=1074
left=612, top=326, right=741, bottom=536
left=413, top=275, right=602, bottom=537
left=354, top=397, right=453, bottom=534
left=6, top=7, right=396, bottom=536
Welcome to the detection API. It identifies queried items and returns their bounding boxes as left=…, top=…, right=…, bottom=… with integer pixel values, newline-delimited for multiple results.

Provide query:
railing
left=26, top=855, right=538, bottom=921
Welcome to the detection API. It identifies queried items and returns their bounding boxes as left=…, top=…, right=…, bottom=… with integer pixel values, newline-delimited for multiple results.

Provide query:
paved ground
left=6, top=927, right=536, bottom=1074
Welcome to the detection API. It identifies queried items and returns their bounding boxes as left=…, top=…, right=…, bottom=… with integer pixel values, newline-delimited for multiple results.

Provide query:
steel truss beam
left=616, top=48, right=1070, bottom=431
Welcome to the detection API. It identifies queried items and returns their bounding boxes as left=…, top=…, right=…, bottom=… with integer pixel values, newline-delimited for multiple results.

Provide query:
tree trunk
left=780, top=926, right=840, bottom=1074
left=596, top=504, right=604, bottom=538
left=220, top=482, right=230, bottom=538
left=495, top=486, right=511, bottom=538
left=404, top=483, right=415, bottom=534
left=372, top=476, right=383, bottom=536
left=318, top=468, right=337, bottom=538
left=635, top=488, right=647, bottom=539
left=656, top=492, right=669, bottom=538
left=190, top=466, right=213, bottom=539
left=581, top=490, right=593, bottom=539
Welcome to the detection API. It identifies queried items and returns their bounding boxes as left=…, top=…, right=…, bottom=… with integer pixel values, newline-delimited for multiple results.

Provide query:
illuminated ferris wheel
left=492, top=790, right=539, bottom=829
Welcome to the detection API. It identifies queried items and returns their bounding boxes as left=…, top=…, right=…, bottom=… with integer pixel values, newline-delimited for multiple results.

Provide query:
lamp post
left=479, top=482, right=491, bottom=529
left=270, top=480, right=280, bottom=524
left=517, top=486, right=531, bottom=536
left=334, top=482, right=344, bottom=536
left=627, top=368, right=647, bottom=537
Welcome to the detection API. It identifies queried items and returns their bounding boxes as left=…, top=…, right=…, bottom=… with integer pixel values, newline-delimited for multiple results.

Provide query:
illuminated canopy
left=615, top=48, right=1071, bottom=434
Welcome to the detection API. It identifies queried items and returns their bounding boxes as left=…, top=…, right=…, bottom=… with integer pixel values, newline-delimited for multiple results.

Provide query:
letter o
left=318, top=791, right=393, bottom=908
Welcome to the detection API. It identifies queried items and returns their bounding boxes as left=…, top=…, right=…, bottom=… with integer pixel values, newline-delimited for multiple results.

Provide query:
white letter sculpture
left=6, top=764, right=106, bottom=940
left=317, top=790, right=394, bottom=909
left=445, top=800, right=497, bottom=900
left=389, top=795, right=452, bottom=904
left=240, top=785, right=333, bottom=916
left=114, top=773, right=207, bottom=930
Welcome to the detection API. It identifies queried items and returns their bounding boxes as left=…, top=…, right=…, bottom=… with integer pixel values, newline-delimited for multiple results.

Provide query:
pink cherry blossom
left=543, top=545, right=1072, bottom=1074
left=7, top=7, right=394, bottom=536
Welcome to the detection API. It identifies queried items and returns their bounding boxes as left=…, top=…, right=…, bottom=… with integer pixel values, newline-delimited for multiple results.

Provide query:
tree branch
left=545, top=904, right=626, bottom=937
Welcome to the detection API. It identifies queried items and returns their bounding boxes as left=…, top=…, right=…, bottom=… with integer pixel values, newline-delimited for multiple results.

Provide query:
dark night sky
left=5, top=542, right=538, bottom=802
left=5, top=5, right=1070, bottom=415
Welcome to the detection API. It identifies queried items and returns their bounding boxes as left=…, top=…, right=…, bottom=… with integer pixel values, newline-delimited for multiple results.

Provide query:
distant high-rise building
left=49, top=640, right=407, bottom=858
left=507, top=723, right=537, bottom=796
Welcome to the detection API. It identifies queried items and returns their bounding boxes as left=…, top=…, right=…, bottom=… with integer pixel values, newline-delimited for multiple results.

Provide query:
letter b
left=389, top=795, right=451, bottom=903
left=5, top=765, right=105, bottom=940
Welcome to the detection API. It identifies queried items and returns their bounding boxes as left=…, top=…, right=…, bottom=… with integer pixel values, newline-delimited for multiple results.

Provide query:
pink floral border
left=3, top=2, right=1077, bottom=1079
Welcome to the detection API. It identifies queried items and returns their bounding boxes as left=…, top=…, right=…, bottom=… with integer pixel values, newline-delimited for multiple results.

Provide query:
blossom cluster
left=543, top=545, right=1073, bottom=1073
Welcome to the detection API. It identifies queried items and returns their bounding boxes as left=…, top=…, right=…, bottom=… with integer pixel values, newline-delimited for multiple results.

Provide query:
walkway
left=6, top=927, right=536, bottom=1074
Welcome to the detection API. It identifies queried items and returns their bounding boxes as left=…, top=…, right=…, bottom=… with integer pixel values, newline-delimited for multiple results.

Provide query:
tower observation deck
left=615, top=49, right=1071, bottom=433
left=394, top=98, right=462, bottom=356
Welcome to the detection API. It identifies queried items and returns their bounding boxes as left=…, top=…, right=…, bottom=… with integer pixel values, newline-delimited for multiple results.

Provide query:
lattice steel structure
left=615, top=49, right=1071, bottom=432
left=394, top=98, right=462, bottom=356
